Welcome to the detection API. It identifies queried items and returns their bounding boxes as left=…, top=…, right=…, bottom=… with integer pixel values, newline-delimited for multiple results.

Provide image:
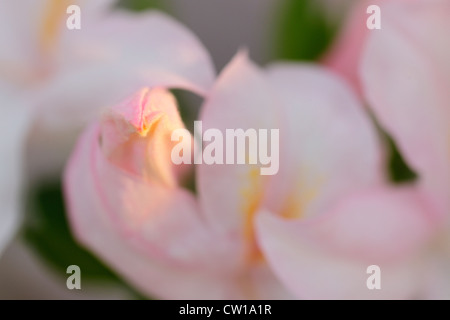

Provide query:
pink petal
left=56, top=10, right=215, bottom=96
left=256, top=186, right=436, bottom=299
left=361, top=0, right=450, bottom=216
left=0, top=0, right=45, bottom=84
left=196, top=52, right=282, bottom=264
left=265, top=63, right=383, bottom=220
left=38, top=8, right=216, bottom=119
left=99, top=88, right=186, bottom=187
left=323, top=0, right=379, bottom=92
left=0, top=0, right=114, bottom=85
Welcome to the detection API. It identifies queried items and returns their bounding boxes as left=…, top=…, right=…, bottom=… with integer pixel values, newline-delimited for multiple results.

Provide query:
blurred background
left=0, top=0, right=381, bottom=299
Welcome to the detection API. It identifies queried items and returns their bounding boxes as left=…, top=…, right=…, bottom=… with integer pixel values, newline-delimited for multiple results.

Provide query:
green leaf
left=274, top=0, right=340, bottom=61
left=115, top=0, right=167, bottom=12
left=369, top=112, right=418, bottom=184
left=385, top=134, right=418, bottom=183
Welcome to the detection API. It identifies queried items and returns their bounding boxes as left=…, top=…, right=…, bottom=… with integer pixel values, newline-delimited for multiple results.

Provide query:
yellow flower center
left=241, top=168, right=321, bottom=265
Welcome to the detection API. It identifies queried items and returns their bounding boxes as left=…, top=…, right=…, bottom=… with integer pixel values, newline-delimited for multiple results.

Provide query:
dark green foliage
left=274, top=0, right=340, bottom=61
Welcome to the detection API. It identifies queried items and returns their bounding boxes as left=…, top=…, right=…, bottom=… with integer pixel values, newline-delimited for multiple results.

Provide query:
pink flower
left=65, top=31, right=438, bottom=298
left=326, top=0, right=450, bottom=298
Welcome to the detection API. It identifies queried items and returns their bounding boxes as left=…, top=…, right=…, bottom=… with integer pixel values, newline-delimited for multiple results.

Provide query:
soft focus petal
left=0, top=0, right=114, bottom=85
left=0, top=84, right=31, bottom=255
left=100, top=88, right=186, bottom=187
left=361, top=0, right=450, bottom=216
left=64, top=88, right=242, bottom=299
left=256, top=187, right=435, bottom=299
left=0, top=0, right=47, bottom=84
left=197, top=52, right=282, bottom=263
left=265, top=63, right=382, bottom=219
left=56, top=9, right=215, bottom=97
left=323, top=0, right=381, bottom=92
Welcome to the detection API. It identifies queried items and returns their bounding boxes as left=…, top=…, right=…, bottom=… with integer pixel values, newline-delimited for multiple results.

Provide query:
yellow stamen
left=137, top=113, right=163, bottom=137
left=280, top=186, right=318, bottom=219
left=280, top=194, right=302, bottom=219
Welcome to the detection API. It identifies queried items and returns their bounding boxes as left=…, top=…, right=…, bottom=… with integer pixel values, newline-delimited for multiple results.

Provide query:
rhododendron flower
left=0, top=1, right=213, bottom=256
left=326, top=0, right=450, bottom=298
left=65, top=38, right=438, bottom=298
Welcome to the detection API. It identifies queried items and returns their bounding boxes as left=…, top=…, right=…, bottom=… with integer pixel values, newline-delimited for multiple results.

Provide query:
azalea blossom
left=0, top=1, right=214, bottom=256
left=325, top=0, right=450, bottom=298
left=63, top=31, right=439, bottom=298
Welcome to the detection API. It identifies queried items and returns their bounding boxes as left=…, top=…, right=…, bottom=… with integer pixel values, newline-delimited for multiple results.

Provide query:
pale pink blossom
left=62, top=0, right=450, bottom=299
left=326, top=0, right=450, bottom=298
left=64, top=41, right=438, bottom=298
left=362, top=0, right=450, bottom=298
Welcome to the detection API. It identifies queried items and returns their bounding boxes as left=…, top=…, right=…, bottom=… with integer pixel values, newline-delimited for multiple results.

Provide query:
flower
left=325, top=0, right=450, bottom=298
left=0, top=1, right=214, bottom=256
left=361, top=0, right=450, bottom=298
left=62, top=0, right=450, bottom=299
left=242, top=57, right=434, bottom=299
left=64, top=36, right=436, bottom=298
